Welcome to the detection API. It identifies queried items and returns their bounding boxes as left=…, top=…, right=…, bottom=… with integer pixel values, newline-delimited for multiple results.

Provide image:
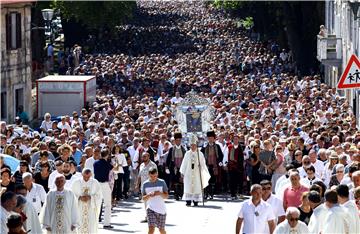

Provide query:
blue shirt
left=93, top=159, right=113, bottom=183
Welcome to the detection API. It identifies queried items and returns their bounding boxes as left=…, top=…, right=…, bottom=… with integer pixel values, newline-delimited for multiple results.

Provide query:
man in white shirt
left=127, top=138, right=141, bottom=195
left=57, top=116, right=72, bottom=134
left=301, top=166, right=322, bottom=187
left=236, top=184, right=276, bottom=234
left=22, top=172, right=47, bottom=214
left=274, top=207, right=309, bottom=234
left=170, top=91, right=183, bottom=104
left=84, top=146, right=101, bottom=174
left=309, top=149, right=325, bottom=178
left=261, top=180, right=285, bottom=224
left=297, top=156, right=311, bottom=179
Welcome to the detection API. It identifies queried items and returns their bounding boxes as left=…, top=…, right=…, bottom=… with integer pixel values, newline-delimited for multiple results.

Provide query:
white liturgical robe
left=323, top=204, right=350, bottom=234
left=180, top=149, right=210, bottom=202
left=24, top=202, right=42, bottom=234
left=274, top=220, right=309, bottom=234
left=308, top=204, right=327, bottom=234
left=40, top=189, right=80, bottom=234
left=342, top=200, right=360, bottom=234
left=72, top=177, right=103, bottom=234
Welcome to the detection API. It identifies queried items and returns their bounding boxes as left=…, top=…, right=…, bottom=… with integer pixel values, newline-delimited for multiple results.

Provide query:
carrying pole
left=196, top=148, right=205, bottom=206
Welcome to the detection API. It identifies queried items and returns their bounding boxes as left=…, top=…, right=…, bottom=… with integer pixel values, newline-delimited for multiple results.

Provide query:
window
left=1, top=92, right=7, bottom=119
left=5, top=12, right=21, bottom=50
left=15, top=88, right=24, bottom=113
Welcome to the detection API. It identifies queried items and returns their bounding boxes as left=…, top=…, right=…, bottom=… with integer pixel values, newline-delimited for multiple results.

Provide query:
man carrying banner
left=180, top=134, right=210, bottom=207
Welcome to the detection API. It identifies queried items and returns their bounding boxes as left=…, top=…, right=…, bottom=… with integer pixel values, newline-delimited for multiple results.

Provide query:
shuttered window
left=5, top=12, right=21, bottom=50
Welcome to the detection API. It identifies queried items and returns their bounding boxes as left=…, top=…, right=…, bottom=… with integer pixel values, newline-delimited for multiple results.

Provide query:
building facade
left=1, top=0, right=34, bottom=123
left=318, top=0, right=360, bottom=126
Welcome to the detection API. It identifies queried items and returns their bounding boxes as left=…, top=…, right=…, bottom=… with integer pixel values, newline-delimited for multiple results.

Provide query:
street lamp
left=41, top=9, right=54, bottom=42
left=349, top=0, right=360, bottom=21
left=41, top=9, right=54, bottom=22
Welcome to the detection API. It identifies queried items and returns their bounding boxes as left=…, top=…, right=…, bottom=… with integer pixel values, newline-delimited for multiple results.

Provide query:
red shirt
left=283, top=185, right=309, bottom=209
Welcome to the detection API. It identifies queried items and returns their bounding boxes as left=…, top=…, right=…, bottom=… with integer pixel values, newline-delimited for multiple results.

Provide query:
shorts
left=146, top=209, right=166, bottom=229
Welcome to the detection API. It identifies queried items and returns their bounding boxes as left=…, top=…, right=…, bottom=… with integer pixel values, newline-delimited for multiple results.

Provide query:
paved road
left=100, top=195, right=248, bottom=233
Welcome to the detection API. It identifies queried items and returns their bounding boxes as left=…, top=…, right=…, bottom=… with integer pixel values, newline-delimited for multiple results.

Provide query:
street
left=100, top=195, right=246, bottom=233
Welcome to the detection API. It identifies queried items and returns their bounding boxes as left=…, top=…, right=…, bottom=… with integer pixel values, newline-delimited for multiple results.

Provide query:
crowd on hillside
left=1, top=1, right=360, bottom=234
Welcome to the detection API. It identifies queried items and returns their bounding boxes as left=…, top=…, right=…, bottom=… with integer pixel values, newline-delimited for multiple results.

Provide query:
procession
left=1, top=0, right=360, bottom=234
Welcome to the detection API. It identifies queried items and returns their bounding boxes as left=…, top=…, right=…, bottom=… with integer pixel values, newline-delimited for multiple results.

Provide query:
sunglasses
left=262, top=187, right=271, bottom=190
left=336, top=171, right=344, bottom=173
left=289, top=218, right=299, bottom=222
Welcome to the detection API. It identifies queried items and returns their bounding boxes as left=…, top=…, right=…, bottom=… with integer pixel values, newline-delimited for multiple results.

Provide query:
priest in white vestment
left=337, top=184, right=360, bottom=234
left=180, top=134, right=210, bottom=206
left=40, top=174, right=80, bottom=233
left=72, top=168, right=103, bottom=234
left=308, top=191, right=327, bottom=234
left=274, top=207, right=309, bottom=234
left=322, top=189, right=350, bottom=234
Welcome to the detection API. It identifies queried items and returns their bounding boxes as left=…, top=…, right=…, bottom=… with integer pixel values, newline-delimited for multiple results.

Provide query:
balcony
left=317, top=35, right=342, bottom=66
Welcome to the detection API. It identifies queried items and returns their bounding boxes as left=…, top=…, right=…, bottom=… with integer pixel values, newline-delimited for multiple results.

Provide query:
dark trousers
left=112, top=173, right=124, bottom=200
left=229, top=169, right=243, bottom=197
left=123, top=167, right=130, bottom=197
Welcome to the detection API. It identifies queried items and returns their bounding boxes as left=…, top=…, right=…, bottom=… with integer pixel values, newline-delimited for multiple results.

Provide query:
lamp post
left=41, top=9, right=54, bottom=42
left=349, top=0, right=360, bottom=21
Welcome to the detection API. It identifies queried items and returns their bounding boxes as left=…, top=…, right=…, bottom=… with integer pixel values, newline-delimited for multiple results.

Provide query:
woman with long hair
left=249, top=143, right=261, bottom=185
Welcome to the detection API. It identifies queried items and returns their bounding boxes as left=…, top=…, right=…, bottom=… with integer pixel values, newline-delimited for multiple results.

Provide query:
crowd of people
left=1, top=1, right=360, bottom=233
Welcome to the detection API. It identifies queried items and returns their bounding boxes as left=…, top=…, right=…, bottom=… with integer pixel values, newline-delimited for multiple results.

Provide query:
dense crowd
left=1, top=1, right=360, bottom=234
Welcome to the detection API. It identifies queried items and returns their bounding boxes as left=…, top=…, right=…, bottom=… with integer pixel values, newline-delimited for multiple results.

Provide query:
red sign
left=337, top=54, right=360, bottom=89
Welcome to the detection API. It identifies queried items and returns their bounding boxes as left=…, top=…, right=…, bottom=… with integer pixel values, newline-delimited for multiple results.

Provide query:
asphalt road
left=99, top=195, right=249, bottom=233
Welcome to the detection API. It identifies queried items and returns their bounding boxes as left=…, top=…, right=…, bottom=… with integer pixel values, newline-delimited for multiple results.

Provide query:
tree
left=50, top=1, right=136, bottom=47
left=212, top=1, right=324, bottom=76
left=51, top=1, right=136, bottom=30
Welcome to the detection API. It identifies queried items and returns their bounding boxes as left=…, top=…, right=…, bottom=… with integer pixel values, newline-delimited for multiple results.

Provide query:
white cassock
left=1, top=207, right=13, bottom=234
left=180, top=149, right=210, bottom=202
left=322, top=204, right=350, bottom=234
left=273, top=220, right=309, bottom=234
left=342, top=200, right=360, bottom=234
left=72, top=177, right=103, bottom=234
left=308, top=204, right=327, bottom=234
left=40, top=189, right=80, bottom=234
left=24, top=202, right=42, bottom=234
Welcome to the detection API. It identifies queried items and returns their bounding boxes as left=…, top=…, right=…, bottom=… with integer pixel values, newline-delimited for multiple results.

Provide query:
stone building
left=1, top=0, right=34, bottom=123
left=318, top=0, right=360, bottom=126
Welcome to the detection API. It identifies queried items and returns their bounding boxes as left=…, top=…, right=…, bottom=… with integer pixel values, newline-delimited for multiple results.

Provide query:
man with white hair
left=180, top=134, right=210, bottom=207
left=72, top=168, right=103, bottom=234
left=236, top=184, right=276, bottom=234
left=274, top=207, right=309, bottom=234
left=22, top=172, right=46, bottom=214
left=40, top=174, right=79, bottom=233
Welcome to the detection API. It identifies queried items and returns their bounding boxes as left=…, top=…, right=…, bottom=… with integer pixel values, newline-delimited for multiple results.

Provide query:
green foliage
left=239, top=16, right=254, bottom=30
left=212, top=0, right=246, bottom=10
left=51, top=1, right=136, bottom=30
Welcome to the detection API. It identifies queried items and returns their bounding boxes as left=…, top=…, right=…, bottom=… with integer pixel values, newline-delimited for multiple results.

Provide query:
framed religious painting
left=175, top=90, right=214, bottom=134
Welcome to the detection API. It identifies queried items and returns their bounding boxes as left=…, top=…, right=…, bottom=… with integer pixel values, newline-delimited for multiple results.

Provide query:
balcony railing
left=317, top=35, right=342, bottom=66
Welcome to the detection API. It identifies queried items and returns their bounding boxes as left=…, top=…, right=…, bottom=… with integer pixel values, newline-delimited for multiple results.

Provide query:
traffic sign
left=337, top=54, right=360, bottom=89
